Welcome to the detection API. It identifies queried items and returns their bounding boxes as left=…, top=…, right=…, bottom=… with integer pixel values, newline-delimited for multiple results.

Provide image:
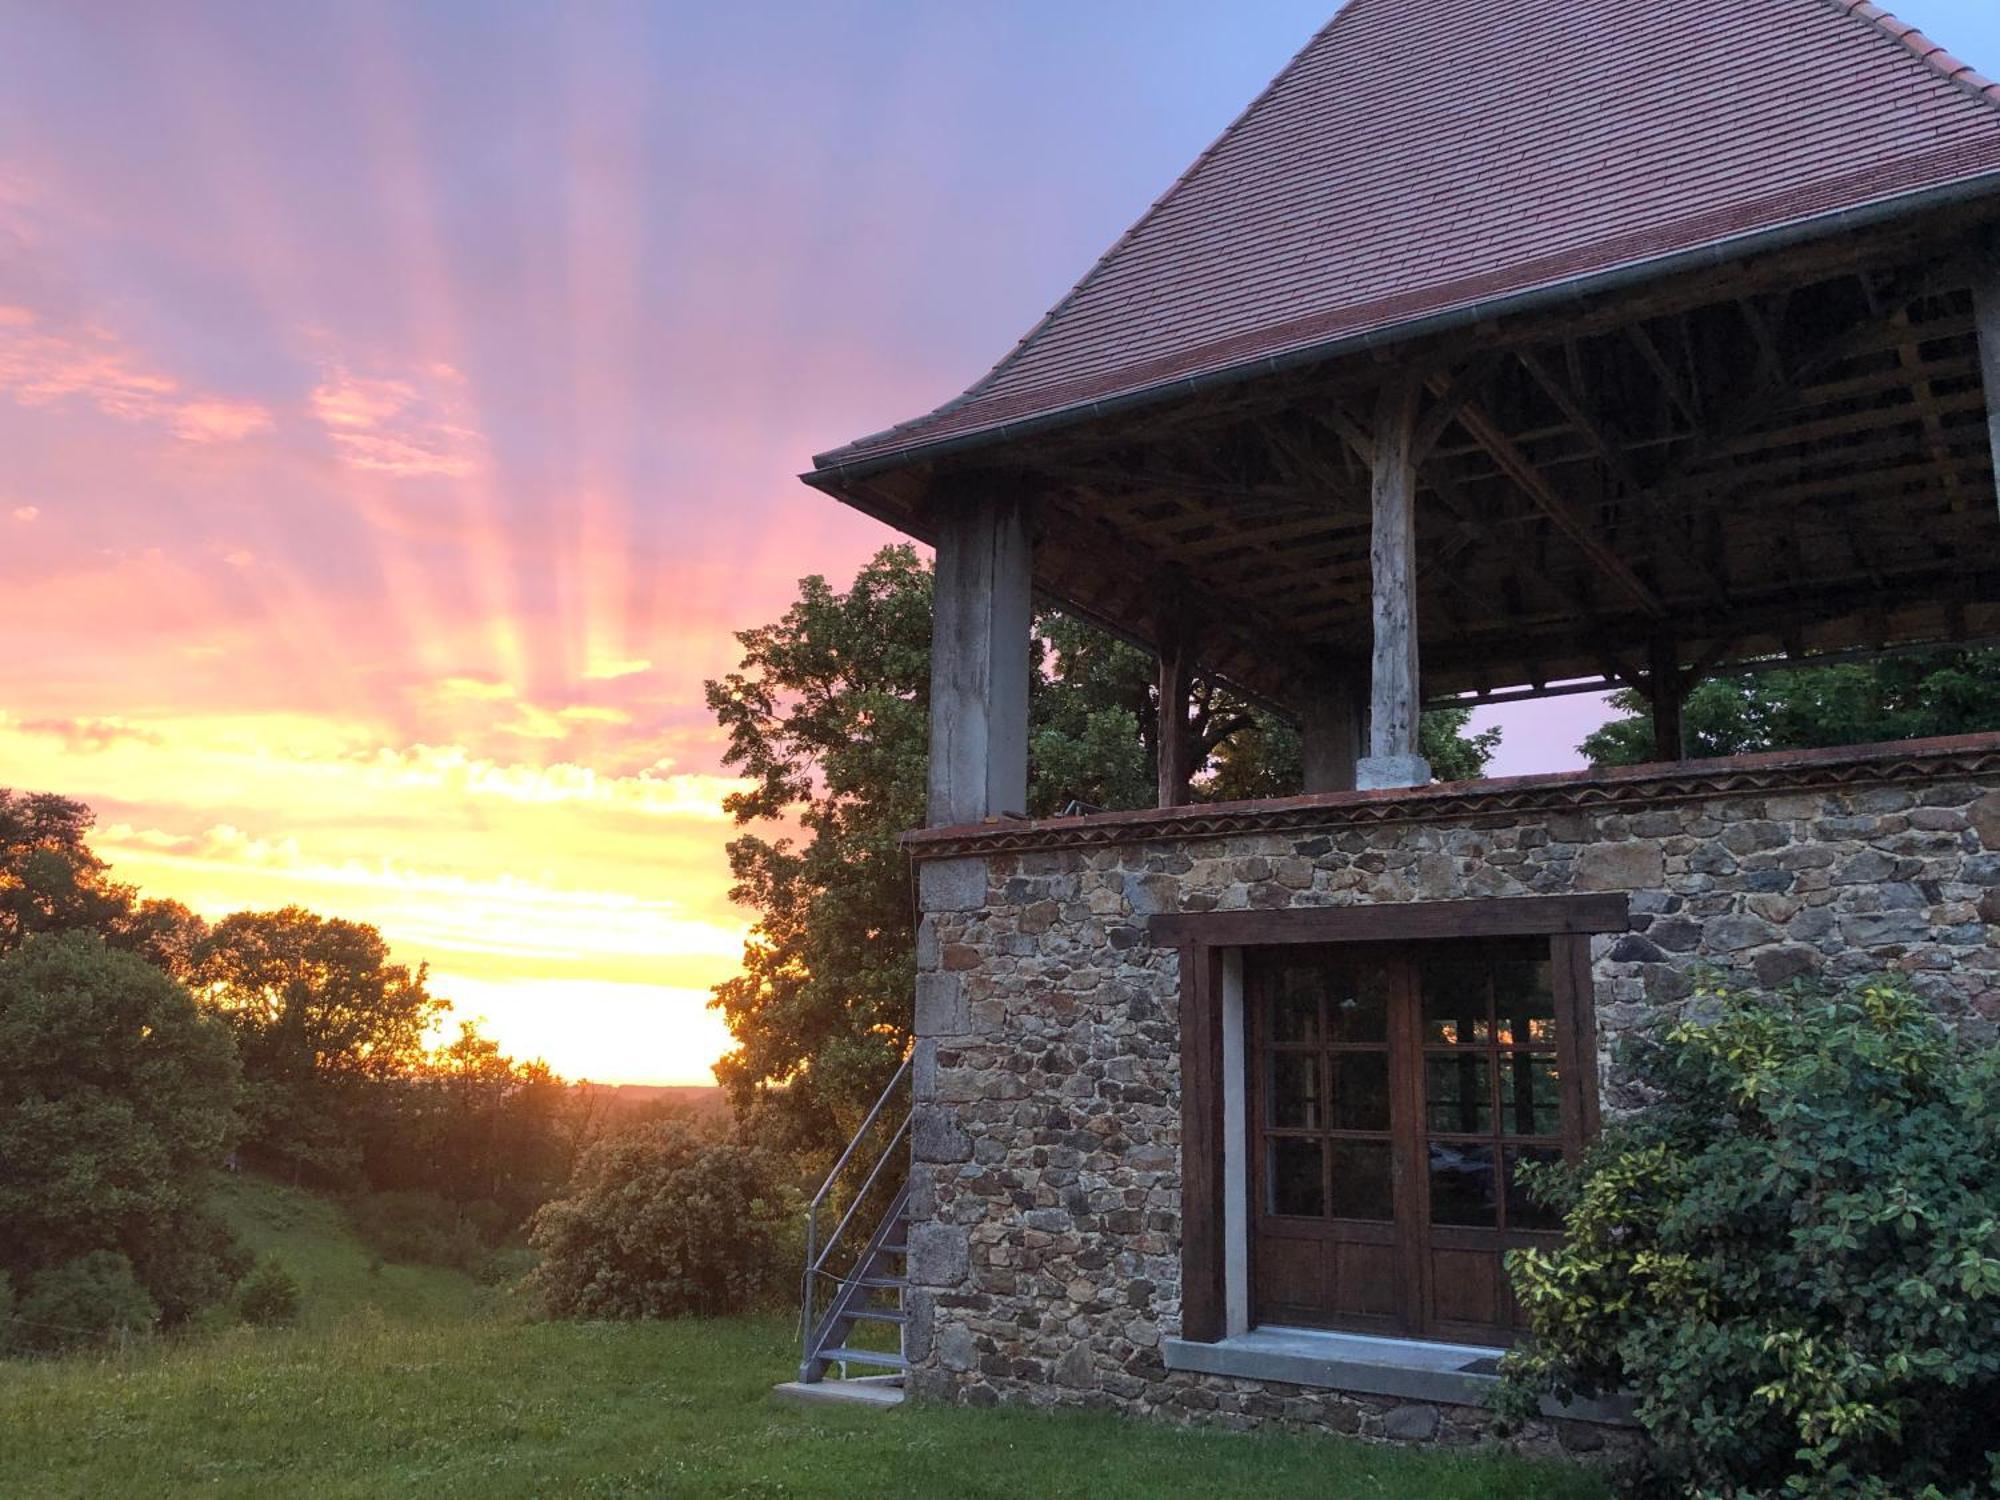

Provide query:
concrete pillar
left=1357, top=375, right=1432, bottom=790
left=1301, top=674, right=1365, bottom=793
left=928, top=484, right=1033, bottom=826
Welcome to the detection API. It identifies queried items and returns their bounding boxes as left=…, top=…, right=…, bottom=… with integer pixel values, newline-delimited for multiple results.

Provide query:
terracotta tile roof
left=813, top=0, right=2000, bottom=476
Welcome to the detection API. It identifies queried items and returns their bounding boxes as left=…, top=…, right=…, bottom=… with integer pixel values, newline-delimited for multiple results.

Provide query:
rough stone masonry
left=896, top=737, right=2000, bottom=1454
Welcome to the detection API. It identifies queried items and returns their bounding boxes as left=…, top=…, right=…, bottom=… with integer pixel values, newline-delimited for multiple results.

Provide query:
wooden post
left=1301, top=671, right=1364, bottom=793
left=1357, top=374, right=1431, bottom=790
left=1975, top=236, right=2000, bottom=516
left=1648, top=637, right=1687, bottom=763
left=1156, top=616, right=1196, bottom=809
left=927, top=481, right=1033, bottom=826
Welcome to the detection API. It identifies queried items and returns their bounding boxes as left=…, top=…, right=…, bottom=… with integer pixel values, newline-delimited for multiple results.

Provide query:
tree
left=0, top=788, right=211, bottom=976
left=526, top=1119, right=796, bottom=1320
left=0, top=790, right=136, bottom=957
left=364, top=1021, right=576, bottom=1232
left=0, top=932, right=245, bottom=1336
left=706, top=546, right=1501, bottom=1152
left=194, top=907, right=447, bottom=1185
left=1580, top=648, right=2000, bottom=767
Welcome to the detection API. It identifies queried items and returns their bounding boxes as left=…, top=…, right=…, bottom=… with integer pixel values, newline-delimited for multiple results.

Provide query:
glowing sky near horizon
left=3, top=1, right=1996, bottom=1085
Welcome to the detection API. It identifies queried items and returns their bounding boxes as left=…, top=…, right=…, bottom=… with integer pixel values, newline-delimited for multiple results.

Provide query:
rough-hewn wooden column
left=1357, top=375, right=1431, bottom=790
left=1648, top=637, right=1688, bottom=764
left=928, top=481, right=1033, bottom=826
left=1975, top=236, right=2000, bottom=514
left=1300, top=671, right=1364, bottom=793
left=1156, top=615, right=1196, bottom=809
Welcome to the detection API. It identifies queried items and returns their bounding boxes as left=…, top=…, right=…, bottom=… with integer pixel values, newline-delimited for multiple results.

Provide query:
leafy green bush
left=526, top=1121, right=797, bottom=1319
left=14, top=1252, right=158, bottom=1352
left=1497, top=976, right=2000, bottom=1497
left=237, top=1256, right=302, bottom=1327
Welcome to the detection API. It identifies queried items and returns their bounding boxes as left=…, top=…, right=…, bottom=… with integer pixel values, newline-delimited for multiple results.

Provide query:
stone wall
left=899, top=738, right=2000, bottom=1447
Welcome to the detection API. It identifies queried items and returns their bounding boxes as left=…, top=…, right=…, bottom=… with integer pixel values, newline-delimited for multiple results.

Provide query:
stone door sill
left=1161, top=1325, right=1635, bottom=1426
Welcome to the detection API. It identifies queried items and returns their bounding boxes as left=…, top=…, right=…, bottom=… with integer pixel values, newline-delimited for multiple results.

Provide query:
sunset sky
left=4, top=1, right=1996, bottom=1086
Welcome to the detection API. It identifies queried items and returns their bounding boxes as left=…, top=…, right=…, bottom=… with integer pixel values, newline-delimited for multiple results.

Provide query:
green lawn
left=0, top=1179, right=1610, bottom=1499
left=206, top=1173, right=499, bottom=1330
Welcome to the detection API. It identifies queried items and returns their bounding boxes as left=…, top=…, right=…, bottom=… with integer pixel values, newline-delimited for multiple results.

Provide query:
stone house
left=781, top=0, right=2000, bottom=1455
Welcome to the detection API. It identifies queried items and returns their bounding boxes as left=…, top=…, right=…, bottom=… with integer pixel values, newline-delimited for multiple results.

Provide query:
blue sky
left=1885, top=1, right=2000, bottom=74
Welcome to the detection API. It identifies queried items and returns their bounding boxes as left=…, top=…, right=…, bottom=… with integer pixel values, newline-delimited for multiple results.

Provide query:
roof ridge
left=1813, top=0, right=2000, bottom=110
left=826, top=1, right=1365, bottom=465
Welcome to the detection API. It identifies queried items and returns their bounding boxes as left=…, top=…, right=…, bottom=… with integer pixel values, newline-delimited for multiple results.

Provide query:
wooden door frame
left=1161, top=895, right=1628, bottom=1345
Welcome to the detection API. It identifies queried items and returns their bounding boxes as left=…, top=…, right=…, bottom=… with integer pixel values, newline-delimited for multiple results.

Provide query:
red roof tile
left=813, top=0, right=2000, bottom=476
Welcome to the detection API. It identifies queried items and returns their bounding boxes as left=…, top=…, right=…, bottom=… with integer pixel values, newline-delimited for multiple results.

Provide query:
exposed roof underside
left=805, top=0, right=2000, bottom=711
left=816, top=0, right=2000, bottom=474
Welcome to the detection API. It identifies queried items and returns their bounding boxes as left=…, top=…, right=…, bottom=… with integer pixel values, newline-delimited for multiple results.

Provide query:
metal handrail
left=812, top=1110, right=910, bottom=1281
left=799, top=1055, right=912, bottom=1361
left=805, top=1054, right=911, bottom=1219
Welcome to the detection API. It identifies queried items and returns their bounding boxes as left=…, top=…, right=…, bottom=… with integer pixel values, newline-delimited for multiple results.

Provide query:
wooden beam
left=1443, top=389, right=1667, bottom=618
left=927, top=481, right=1034, bottom=826
left=1974, top=237, right=2000, bottom=517
left=1359, top=374, right=1429, bottom=789
left=1648, top=636, right=1688, bottom=763
left=1176, top=942, right=1227, bottom=1343
left=1155, top=599, right=1198, bottom=809
left=1411, top=353, right=1501, bottom=461
left=1300, top=668, right=1365, bottom=793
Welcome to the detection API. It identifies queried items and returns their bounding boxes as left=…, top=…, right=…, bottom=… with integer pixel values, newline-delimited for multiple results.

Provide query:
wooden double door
left=1247, top=935, right=1595, bottom=1345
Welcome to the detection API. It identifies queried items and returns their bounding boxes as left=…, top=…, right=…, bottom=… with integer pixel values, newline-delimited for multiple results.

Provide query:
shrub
left=14, top=1252, right=158, bottom=1353
left=526, top=1120, right=797, bottom=1319
left=1497, top=976, right=2000, bottom=1498
left=237, top=1256, right=302, bottom=1327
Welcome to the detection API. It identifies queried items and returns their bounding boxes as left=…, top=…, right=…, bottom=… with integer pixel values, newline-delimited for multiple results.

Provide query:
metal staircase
left=791, top=1055, right=911, bottom=1394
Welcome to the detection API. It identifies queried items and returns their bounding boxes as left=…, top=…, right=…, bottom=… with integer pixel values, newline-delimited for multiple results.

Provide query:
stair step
left=822, top=1346, right=907, bottom=1370
left=773, top=1378, right=904, bottom=1410
left=850, top=1276, right=905, bottom=1290
left=848, top=1307, right=907, bottom=1324
left=877, top=1242, right=907, bottom=1255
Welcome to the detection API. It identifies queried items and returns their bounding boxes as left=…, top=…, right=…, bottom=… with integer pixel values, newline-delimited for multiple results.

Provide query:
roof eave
left=805, top=169, right=2000, bottom=492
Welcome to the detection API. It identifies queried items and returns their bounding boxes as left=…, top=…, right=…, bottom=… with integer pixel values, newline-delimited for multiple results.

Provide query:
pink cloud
left=173, top=398, right=273, bottom=443
left=309, top=362, right=480, bottom=478
left=0, top=307, right=273, bottom=443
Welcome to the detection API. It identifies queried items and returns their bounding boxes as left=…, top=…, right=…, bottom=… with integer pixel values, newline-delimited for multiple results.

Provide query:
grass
left=0, top=1178, right=1611, bottom=1499
left=206, top=1172, right=498, bottom=1329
